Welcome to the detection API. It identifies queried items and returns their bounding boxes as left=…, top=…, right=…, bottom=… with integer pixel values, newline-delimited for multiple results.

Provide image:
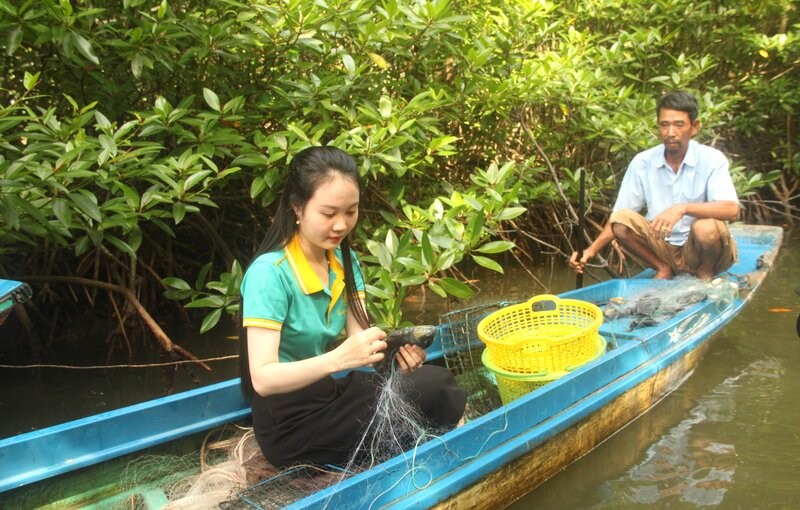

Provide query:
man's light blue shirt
left=613, top=140, right=739, bottom=246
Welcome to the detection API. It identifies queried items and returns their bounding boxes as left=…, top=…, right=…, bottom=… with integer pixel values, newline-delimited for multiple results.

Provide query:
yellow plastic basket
left=477, top=294, right=603, bottom=374
left=482, top=335, right=606, bottom=405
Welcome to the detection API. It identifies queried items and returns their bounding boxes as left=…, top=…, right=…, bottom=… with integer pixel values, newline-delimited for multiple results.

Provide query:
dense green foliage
left=1, top=0, right=797, bottom=357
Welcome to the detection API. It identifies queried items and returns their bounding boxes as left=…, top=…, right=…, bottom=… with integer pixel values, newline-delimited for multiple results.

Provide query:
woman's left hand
left=396, top=344, right=427, bottom=374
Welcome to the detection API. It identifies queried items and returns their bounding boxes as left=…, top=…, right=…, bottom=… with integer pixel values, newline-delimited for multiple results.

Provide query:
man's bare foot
left=695, top=271, right=713, bottom=281
left=654, top=267, right=673, bottom=279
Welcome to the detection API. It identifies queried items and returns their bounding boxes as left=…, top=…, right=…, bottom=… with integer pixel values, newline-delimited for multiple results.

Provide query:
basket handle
left=527, top=294, right=560, bottom=315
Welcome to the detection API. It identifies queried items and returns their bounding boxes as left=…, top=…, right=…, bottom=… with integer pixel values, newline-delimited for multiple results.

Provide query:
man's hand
left=650, top=204, right=686, bottom=238
left=569, top=247, right=595, bottom=274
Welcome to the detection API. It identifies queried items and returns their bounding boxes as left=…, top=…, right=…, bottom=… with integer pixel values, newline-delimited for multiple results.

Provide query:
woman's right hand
left=333, top=326, right=387, bottom=370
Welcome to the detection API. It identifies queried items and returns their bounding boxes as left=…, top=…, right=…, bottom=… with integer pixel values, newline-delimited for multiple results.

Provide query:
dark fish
left=635, top=295, right=662, bottom=315
left=628, top=316, right=662, bottom=331
left=373, top=325, right=437, bottom=376
left=604, top=296, right=641, bottom=320
left=607, top=287, right=709, bottom=331
left=604, top=293, right=660, bottom=319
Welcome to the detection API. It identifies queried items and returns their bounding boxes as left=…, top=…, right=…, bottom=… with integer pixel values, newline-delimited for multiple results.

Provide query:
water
left=1, top=229, right=798, bottom=509
left=0, top=327, right=240, bottom=438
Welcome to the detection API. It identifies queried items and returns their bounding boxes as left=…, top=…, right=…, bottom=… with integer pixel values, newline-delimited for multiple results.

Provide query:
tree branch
left=21, top=275, right=212, bottom=371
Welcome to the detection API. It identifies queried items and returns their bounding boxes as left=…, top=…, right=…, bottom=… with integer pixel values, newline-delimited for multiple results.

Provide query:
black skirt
left=251, top=365, right=466, bottom=468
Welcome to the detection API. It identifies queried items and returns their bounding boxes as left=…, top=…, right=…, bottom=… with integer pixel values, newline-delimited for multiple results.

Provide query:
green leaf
left=472, top=254, right=504, bottom=273
left=203, top=88, right=221, bottom=112
left=476, top=240, right=515, bottom=254
left=59, top=0, right=73, bottom=16
left=51, top=198, right=72, bottom=227
left=342, top=54, right=356, bottom=75
left=22, top=70, right=39, bottom=91
left=186, top=296, right=226, bottom=308
left=6, top=26, right=22, bottom=56
left=71, top=191, right=102, bottom=223
left=195, top=262, right=212, bottom=289
left=396, top=257, right=426, bottom=273
left=386, top=229, right=399, bottom=258
left=365, top=283, right=394, bottom=300
left=94, top=111, right=111, bottom=130
left=250, top=177, right=266, bottom=199
left=183, top=170, right=212, bottom=192
left=71, top=31, right=100, bottom=65
left=162, top=277, right=192, bottom=290
left=467, top=210, right=484, bottom=240
left=164, top=288, right=194, bottom=300
left=75, top=235, right=91, bottom=256
left=427, top=135, right=459, bottom=154
left=427, top=280, right=447, bottom=299
left=436, top=277, right=474, bottom=299
left=114, top=120, right=139, bottom=141
left=496, top=207, right=527, bottom=221
left=200, top=309, right=222, bottom=333
left=421, top=232, right=434, bottom=269
left=369, top=240, right=392, bottom=269
left=128, top=226, right=142, bottom=252
left=173, top=202, right=186, bottom=224
left=396, top=275, right=427, bottom=286
left=99, top=134, right=117, bottom=155
left=106, top=235, right=137, bottom=259
left=379, top=96, right=393, bottom=119
left=131, top=53, right=144, bottom=79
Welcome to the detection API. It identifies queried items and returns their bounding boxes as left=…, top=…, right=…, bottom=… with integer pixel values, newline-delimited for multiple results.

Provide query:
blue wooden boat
left=0, top=224, right=783, bottom=508
left=0, top=278, right=32, bottom=318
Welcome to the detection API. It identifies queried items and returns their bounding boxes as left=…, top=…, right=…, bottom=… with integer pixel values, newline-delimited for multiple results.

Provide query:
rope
left=0, top=354, right=238, bottom=370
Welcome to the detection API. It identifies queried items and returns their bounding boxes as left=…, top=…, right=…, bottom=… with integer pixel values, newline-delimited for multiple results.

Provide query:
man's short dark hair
left=657, top=90, right=699, bottom=123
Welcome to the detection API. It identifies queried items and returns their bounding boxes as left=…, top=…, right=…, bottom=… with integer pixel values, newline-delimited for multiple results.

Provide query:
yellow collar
left=284, top=236, right=346, bottom=317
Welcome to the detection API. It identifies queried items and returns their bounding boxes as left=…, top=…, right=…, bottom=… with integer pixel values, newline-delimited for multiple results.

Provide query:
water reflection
left=0, top=328, right=240, bottom=438
left=600, top=358, right=786, bottom=507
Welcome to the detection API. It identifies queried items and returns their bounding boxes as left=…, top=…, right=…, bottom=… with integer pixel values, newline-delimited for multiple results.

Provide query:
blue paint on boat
left=0, top=278, right=32, bottom=315
left=0, top=379, right=249, bottom=493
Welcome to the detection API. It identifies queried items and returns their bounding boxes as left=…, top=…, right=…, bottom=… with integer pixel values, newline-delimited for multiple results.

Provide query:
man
left=570, top=90, right=739, bottom=281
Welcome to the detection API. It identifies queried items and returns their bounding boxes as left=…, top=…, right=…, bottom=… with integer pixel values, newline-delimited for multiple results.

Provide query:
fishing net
left=110, top=425, right=259, bottom=509
left=439, top=300, right=512, bottom=419
left=120, top=426, right=340, bottom=509
left=602, top=275, right=740, bottom=331
left=219, top=370, right=450, bottom=509
left=131, top=425, right=350, bottom=510
left=161, top=427, right=260, bottom=509
left=219, top=463, right=347, bottom=509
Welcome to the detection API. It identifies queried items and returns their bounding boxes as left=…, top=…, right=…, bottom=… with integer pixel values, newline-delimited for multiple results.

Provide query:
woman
left=240, top=146, right=466, bottom=468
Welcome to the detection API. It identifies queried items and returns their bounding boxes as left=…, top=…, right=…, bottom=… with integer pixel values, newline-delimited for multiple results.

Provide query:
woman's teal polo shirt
left=240, top=235, right=366, bottom=362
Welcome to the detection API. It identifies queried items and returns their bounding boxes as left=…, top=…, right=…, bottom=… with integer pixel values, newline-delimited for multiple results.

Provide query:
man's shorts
left=609, top=209, right=738, bottom=276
